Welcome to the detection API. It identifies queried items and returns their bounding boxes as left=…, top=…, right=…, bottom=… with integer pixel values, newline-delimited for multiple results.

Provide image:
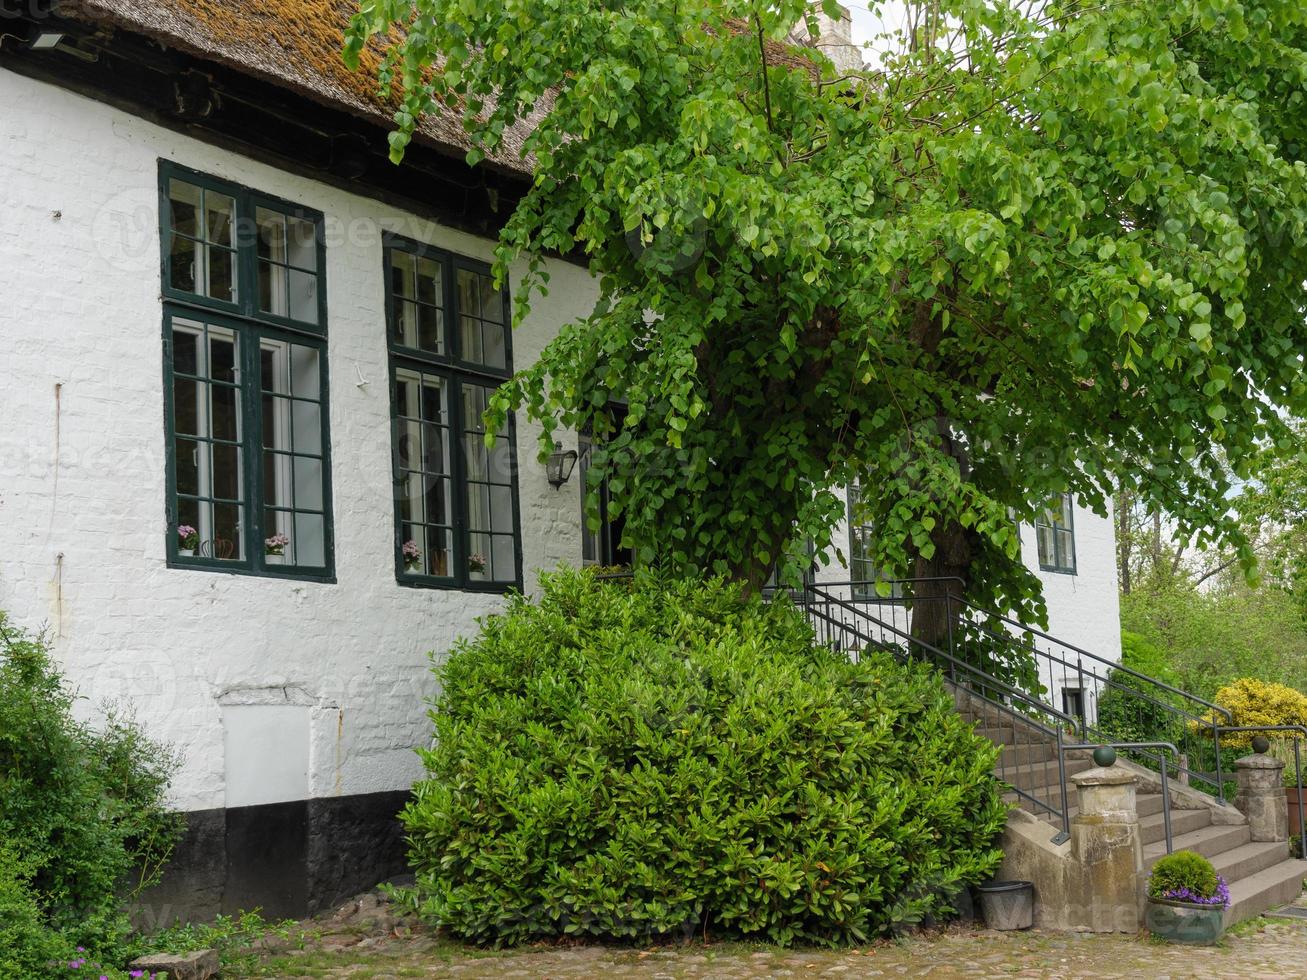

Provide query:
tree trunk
left=909, top=518, right=972, bottom=656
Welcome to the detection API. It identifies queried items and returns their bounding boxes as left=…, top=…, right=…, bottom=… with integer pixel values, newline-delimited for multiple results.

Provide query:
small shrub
left=0, top=612, right=183, bottom=965
left=1202, top=677, right=1307, bottom=749
left=0, top=844, right=73, bottom=977
left=1147, top=850, right=1229, bottom=907
left=402, top=568, right=1007, bottom=946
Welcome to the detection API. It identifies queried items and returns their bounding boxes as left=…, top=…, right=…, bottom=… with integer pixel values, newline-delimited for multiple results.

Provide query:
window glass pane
left=175, top=437, right=200, bottom=496
left=293, top=457, right=323, bottom=511
left=291, top=400, right=322, bottom=456
left=173, top=328, right=199, bottom=375
left=211, top=384, right=240, bottom=442
left=286, top=217, right=317, bottom=270
left=424, top=524, right=451, bottom=577
left=259, top=260, right=288, bottom=318
left=416, top=257, right=441, bottom=305
left=396, top=419, right=423, bottom=473
left=209, top=502, right=243, bottom=560
left=290, top=345, right=320, bottom=399
left=293, top=513, right=325, bottom=567
left=174, top=377, right=200, bottom=435
left=208, top=248, right=235, bottom=303
left=390, top=252, right=414, bottom=300
left=394, top=300, right=419, bottom=349
left=491, top=534, right=516, bottom=582
left=481, top=321, right=508, bottom=370
left=490, top=485, right=513, bottom=531
left=212, top=443, right=241, bottom=500
left=461, top=316, right=483, bottom=364
left=1036, top=522, right=1056, bottom=567
left=421, top=422, right=448, bottom=474
left=170, top=234, right=198, bottom=293
left=170, top=179, right=201, bottom=235
left=206, top=193, right=234, bottom=247
left=418, top=306, right=443, bottom=354
left=257, top=208, right=287, bottom=263
left=288, top=269, right=319, bottom=324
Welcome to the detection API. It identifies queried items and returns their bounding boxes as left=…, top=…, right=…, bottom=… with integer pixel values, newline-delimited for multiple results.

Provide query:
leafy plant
left=1202, top=677, right=1307, bottom=749
left=401, top=568, right=1007, bottom=946
left=1147, top=850, right=1229, bottom=908
left=346, top=0, right=1307, bottom=645
left=133, top=910, right=303, bottom=975
left=0, top=612, right=183, bottom=965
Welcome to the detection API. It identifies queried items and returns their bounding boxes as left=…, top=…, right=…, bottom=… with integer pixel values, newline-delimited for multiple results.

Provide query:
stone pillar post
left=1070, top=761, right=1142, bottom=932
left=1234, top=750, right=1288, bottom=843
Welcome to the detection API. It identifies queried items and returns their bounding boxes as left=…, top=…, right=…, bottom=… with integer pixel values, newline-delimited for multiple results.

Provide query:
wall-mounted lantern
left=546, top=442, right=578, bottom=490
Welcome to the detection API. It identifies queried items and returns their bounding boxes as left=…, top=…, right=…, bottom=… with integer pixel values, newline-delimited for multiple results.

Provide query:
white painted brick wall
left=0, top=68, right=594, bottom=811
left=0, top=67, right=1123, bottom=814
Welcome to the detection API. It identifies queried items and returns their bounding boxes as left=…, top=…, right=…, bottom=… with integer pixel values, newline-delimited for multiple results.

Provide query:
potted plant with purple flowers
left=264, top=532, right=290, bottom=563
left=402, top=538, right=422, bottom=572
left=1144, top=849, right=1229, bottom=945
left=468, top=552, right=487, bottom=575
left=176, top=524, right=198, bottom=557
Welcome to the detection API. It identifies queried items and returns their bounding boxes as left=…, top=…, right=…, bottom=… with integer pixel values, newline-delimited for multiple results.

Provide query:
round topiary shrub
left=401, top=569, right=1007, bottom=945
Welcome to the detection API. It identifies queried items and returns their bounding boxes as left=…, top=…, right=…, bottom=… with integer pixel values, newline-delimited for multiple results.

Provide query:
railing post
left=1056, top=728, right=1070, bottom=844
left=1296, top=739, right=1305, bottom=860
left=1160, top=754, right=1173, bottom=854
left=1214, top=726, right=1224, bottom=802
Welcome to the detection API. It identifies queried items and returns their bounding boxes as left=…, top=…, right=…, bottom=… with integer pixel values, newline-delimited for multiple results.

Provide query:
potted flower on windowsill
left=265, top=532, right=290, bottom=564
left=1144, top=850, right=1229, bottom=945
left=177, top=524, right=198, bottom=557
left=402, top=538, right=422, bottom=572
left=468, top=552, right=487, bottom=576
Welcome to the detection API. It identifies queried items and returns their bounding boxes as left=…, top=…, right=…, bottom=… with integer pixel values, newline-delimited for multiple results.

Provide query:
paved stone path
left=246, top=917, right=1307, bottom=978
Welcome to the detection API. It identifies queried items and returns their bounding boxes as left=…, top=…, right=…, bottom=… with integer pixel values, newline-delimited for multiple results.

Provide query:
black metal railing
left=811, top=580, right=1235, bottom=803
left=796, top=584, right=1079, bottom=843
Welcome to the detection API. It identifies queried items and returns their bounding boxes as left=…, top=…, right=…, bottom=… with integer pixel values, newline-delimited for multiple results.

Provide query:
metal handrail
left=1062, top=741, right=1181, bottom=854
left=802, top=585, right=1077, bottom=842
left=820, top=579, right=1232, bottom=723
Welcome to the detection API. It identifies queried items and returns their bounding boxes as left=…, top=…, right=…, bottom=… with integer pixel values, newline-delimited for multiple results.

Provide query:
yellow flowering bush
left=1205, top=678, right=1307, bottom=748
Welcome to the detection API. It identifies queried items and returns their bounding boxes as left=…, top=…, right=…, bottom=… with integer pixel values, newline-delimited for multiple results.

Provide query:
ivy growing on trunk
left=346, top=0, right=1307, bottom=631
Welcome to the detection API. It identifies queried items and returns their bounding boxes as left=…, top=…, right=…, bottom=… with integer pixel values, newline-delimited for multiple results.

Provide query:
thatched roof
left=64, top=0, right=537, bottom=177
left=61, top=1, right=832, bottom=180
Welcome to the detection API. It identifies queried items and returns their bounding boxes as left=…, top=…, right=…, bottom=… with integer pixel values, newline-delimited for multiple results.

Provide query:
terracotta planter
left=1286, top=786, right=1307, bottom=840
left=1144, top=897, right=1224, bottom=945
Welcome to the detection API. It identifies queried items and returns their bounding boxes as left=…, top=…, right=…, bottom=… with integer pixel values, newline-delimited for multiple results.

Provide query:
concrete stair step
left=995, top=757, right=1093, bottom=793
left=1141, top=807, right=1210, bottom=846
left=976, top=725, right=1049, bottom=746
left=1223, top=859, right=1307, bottom=927
left=997, top=742, right=1059, bottom=765
left=1143, top=822, right=1250, bottom=867
left=1208, top=841, right=1294, bottom=885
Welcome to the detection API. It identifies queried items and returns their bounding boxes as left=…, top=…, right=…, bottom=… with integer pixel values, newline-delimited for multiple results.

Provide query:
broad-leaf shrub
left=402, top=569, right=1007, bottom=945
left=1202, top=677, right=1307, bottom=749
left=0, top=612, right=183, bottom=966
left=1147, top=850, right=1228, bottom=907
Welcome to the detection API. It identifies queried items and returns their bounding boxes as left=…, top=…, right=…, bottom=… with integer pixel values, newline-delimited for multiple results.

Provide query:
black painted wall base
left=133, top=790, right=411, bottom=927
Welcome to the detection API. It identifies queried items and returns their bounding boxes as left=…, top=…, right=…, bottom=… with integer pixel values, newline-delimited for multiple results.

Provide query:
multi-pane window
left=386, top=236, right=521, bottom=589
left=847, top=485, right=899, bottom=598
left=1036, top=492, right=1077, bottom=575
left=161, top=162, right=332, bottom=578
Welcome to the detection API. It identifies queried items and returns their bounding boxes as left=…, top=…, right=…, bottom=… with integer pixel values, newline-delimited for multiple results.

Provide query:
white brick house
left=0, top=2, right=1121, bottom=920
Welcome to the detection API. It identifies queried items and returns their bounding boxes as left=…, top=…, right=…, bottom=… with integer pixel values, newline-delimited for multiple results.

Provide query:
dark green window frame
left=847, top=484, right=901, bottom=599
left=1035, top=492, right=1077, bottom=575
left=384, top=234, right=523, bottom=592
left=159, top=162, right=335, bottom=581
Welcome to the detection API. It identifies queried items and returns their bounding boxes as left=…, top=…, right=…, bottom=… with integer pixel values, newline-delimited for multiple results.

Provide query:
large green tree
left=346, top=0, right=1307, bottom=631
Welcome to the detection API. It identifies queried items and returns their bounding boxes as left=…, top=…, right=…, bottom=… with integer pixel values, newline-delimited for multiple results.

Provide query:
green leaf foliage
left=1147, top=849, right=1220, bottom=901
left=401, top=568, right=1007, bottom=946
left=347, top=0, right=1307, bottom=616
left=0, top=613, right=183, bottom=964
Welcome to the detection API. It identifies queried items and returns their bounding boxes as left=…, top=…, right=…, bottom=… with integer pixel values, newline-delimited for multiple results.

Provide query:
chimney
left=810, top=3, right=862, bottom=73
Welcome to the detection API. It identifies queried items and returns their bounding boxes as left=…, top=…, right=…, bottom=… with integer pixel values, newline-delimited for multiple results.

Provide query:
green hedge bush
left=402, top=569, right=1007, bottom=946
left=0, top=612, right=183, bottom=969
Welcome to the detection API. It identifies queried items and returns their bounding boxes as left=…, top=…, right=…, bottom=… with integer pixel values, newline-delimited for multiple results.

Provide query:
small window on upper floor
left=1035, top=492, right=1077, bottom=575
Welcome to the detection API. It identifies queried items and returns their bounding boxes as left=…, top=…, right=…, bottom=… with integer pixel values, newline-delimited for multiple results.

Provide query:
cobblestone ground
left=241, top=900, right=1307, bottom=979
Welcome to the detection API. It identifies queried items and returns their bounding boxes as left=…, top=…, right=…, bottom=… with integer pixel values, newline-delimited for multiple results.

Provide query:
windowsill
left=1038, top=565, right=1078, bottom=577
left=167, top=557, right=336, bottom=584
left=395, top=574, right=520, bottom=595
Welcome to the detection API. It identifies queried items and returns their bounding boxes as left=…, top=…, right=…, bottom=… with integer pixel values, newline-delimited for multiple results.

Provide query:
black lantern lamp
left=546, top=442, right=578, bottom=489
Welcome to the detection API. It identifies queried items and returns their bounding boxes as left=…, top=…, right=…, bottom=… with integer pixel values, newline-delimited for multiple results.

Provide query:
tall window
left=847, top=485, right=898, bottom=598
left=161, top=162, right=332, bottom=578
left=1036, top=493, right=1077, bottom=574
left=385, top=236, right=521, bottom=589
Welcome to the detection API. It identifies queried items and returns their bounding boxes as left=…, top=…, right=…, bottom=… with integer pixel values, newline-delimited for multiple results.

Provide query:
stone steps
left=995, top=757, right=1094, bottom=793
left=1143, top=823, right=1251, bottom=868
left=1141, top=807, right=1210, bottom=847
left=1224, top=860, right=1307, bottom=927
